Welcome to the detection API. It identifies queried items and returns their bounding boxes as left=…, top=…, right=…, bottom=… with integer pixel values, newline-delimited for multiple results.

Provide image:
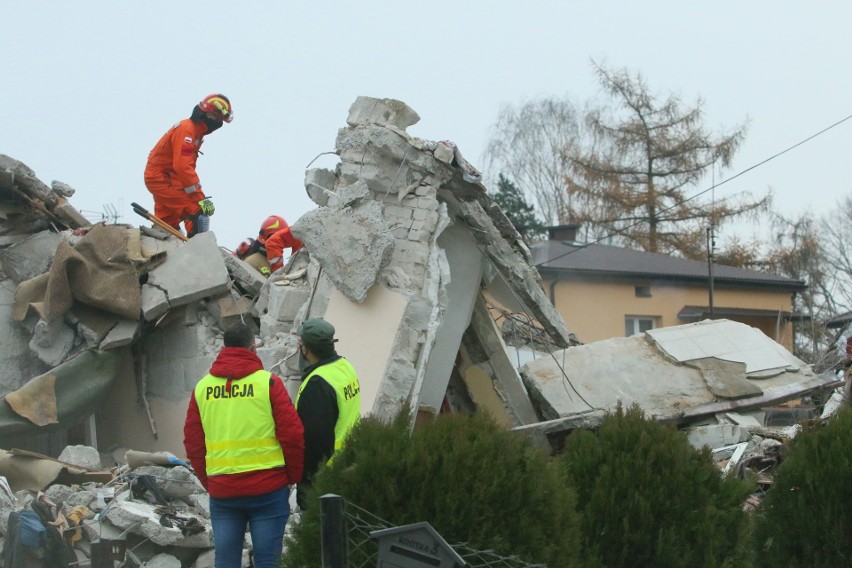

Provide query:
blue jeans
left=209, top=486, right=290, bottom=567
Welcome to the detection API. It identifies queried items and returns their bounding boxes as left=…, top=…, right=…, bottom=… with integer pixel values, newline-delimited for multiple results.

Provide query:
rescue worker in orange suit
left=234, top=215, right=304, bottom=276
left=144, top=94, right=233, bottom=237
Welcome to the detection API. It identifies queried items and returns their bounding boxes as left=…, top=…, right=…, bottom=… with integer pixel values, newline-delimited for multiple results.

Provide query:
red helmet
left=258, top=215, right=288, bottom=244
left=234, top=237, right=255, bottom=259
left=198, top=93, right=233, bottom=123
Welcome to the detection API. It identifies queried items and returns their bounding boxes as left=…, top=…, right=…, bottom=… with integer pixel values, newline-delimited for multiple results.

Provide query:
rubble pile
left=0, top=96, right=579, bottom=562
left=4, top=96, right=843, bottom=563
left=0, top=445, right=262, bottom=566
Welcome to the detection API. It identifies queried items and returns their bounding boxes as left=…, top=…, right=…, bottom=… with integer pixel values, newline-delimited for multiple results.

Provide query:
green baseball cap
left=297, top=318, right=337, bottom=345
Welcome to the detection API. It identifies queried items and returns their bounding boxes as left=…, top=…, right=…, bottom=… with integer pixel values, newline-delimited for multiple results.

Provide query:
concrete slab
left=522, top=335, right=712, bottom=421
left=99, top=319, right=140, bottom=350
left=687, top=424, right=751, bottom=451
left=221, top=250, right=266, bottom=296
left=0, top=230, right=62, bottom=283
left=145, top=232, right=230, bottom=312
left=141, top=284, right=170, bottom=321
left=647, top=319, right=806, bottom=374
left=418, top=222, right=484, bottom=412
left=690, top=358, right=763, bottom=399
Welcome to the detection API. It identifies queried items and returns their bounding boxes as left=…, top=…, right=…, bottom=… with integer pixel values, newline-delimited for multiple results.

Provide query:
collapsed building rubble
left=0, top=96, right=579, bottom=564
left=515, top=318, right=845, bottom=496
left=1, top=97, right=845, bottom=564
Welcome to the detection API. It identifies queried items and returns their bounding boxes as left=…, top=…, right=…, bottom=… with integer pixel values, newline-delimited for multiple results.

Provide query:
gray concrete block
left=207, top=295, right=254, bottom=331
left=29, top=317, right=76, bottom=366
left=346, top=96, right=420, bottom=130
left=146, top=232, right=230, bottom=313
left=100, top=319, right=140, bottom=350
left=0, top=154, right=57, bottom=206
left=141, top=284, right=170, bottom=321
left=221, top=250, right=265, bottom=296
left=0, top=230, right=62, bottom=283
left=292, top=202, right=394, bottom=303
left=58, top=445, right=102, bottom=469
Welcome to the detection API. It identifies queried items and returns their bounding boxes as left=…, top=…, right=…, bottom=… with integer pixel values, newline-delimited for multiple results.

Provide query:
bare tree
left=483, top=98, right=585, bottom=224
left=747, top=212, right=836, bottom=362
left=820, top=195, right=852, bottom=310
left=565, top=62, right=769, bottom=257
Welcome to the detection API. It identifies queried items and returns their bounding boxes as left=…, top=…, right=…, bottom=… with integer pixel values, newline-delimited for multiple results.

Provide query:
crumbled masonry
left=0, top=98, right=845, bottom=564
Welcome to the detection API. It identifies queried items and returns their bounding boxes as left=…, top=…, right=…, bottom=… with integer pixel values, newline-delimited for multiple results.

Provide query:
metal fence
left=321, top=494, right=546, bottom=568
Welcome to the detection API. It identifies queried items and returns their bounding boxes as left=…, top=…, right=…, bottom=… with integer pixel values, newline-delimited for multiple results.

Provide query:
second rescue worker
left=144, top=94, right=232, bottom=237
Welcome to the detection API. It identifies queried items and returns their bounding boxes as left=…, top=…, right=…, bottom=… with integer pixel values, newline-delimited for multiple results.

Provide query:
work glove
left=260, top=266, right=271, bottom=277
left=198, top=197, right=215, bottom=216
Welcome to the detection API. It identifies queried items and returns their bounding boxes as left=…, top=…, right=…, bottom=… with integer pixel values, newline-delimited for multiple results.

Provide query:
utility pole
left=707, top=225, right=715, bottom=318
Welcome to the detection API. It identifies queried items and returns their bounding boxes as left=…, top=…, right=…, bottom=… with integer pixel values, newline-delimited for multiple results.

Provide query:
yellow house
left=531, top=225, right=806, bottom=351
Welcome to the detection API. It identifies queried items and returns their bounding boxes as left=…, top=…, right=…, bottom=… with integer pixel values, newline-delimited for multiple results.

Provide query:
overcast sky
left=3, top=2, right=850, bottom=250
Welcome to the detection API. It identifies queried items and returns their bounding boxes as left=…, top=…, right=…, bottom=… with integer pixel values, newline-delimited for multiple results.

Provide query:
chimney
left=546, top=224, right=580, bottom=242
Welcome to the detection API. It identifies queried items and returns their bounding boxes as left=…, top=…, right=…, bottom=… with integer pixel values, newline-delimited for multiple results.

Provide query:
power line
left=536, top=112, right=852, bottom=267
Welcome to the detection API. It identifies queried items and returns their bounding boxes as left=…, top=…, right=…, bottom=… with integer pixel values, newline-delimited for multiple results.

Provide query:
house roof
left=825, top=311, right=852, bottom=329
left=531, top=240, right=806, bottom=291
left=677, top=305, right=809, bottom=321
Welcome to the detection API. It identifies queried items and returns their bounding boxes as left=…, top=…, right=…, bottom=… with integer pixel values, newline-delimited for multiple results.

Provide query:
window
left=625, top=316, right=657, bottom=336
left=635, top=285, right=652, bottom=297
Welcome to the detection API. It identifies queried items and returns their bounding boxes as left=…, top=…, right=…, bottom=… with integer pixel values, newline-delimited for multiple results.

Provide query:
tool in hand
left=131, top=202, right=189, bottom=241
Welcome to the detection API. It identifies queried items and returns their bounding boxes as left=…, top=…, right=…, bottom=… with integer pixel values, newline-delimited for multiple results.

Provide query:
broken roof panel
left=646, top=319, right=805, bottom=374
left=519, top=319, right=836, bottom=435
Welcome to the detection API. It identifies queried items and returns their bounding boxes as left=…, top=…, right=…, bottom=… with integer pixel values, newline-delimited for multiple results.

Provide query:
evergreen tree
left=491, top=174, right=546, bottom=239
left=560, top=404, right=754, bottom=568
left=283, top=411, right=587, bottom=567
left=753, top=409, right=852, bottom=567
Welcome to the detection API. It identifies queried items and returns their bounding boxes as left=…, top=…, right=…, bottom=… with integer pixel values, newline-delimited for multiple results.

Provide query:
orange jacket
left=265, top=227, right=304, bottom=271
left=144, top=119, right=207, bottom=190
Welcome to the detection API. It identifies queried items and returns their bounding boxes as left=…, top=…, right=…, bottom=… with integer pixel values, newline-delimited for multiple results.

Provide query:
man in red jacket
left=144, top=94, right=232, bottom=237
left=184, top=323, right=304, bottom=567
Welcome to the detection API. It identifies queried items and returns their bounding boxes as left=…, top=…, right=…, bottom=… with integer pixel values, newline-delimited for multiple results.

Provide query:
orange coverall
left=144, top=119, right=209, bottom=235
left=265, top=227, right=304, bottom=271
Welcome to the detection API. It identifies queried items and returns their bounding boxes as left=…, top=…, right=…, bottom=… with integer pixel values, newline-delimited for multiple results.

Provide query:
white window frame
left=625, top=316, right=657, bottom=336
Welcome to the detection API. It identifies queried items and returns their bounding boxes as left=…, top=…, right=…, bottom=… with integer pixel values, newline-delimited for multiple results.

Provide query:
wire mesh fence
left=342, top=500, right=546, bottom=568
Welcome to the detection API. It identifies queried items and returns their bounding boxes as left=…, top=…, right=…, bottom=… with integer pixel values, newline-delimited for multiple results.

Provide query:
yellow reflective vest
left=194, top=370, right=285, bottom=476
left=295, top=357, right=361, bottom=452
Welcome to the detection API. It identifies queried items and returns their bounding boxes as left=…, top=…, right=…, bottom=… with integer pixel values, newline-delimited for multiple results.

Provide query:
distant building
left=531, top=225, right=807, bottom=350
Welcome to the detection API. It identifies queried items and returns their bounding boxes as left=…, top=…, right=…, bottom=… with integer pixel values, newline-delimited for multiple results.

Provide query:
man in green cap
left=294, top=318, right=361, bottom=509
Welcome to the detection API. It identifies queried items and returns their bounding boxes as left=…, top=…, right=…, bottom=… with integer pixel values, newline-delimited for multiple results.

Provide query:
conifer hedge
left=282, top=411, right=586, bottom=567
left=558, top=404, right=754, bottom=568
left=753, top=408, right=852, bottom=567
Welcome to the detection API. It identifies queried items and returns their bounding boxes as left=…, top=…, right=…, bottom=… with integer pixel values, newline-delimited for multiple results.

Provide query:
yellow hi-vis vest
left=194, top=369, right=285, bottom=476
left=295, top=357, right=361, bottom=453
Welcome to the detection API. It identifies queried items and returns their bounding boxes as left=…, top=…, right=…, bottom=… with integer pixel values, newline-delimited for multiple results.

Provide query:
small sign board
left=371, top=521, right=466, bottom=568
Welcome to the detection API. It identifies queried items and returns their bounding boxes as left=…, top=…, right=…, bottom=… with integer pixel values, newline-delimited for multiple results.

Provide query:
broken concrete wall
left=265, top=96, right=574, bottom=427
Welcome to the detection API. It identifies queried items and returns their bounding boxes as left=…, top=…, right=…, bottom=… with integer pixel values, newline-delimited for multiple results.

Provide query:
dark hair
left=224, top=323, right=255, bottom=349
left=305, top=341, right=337, bottom=360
